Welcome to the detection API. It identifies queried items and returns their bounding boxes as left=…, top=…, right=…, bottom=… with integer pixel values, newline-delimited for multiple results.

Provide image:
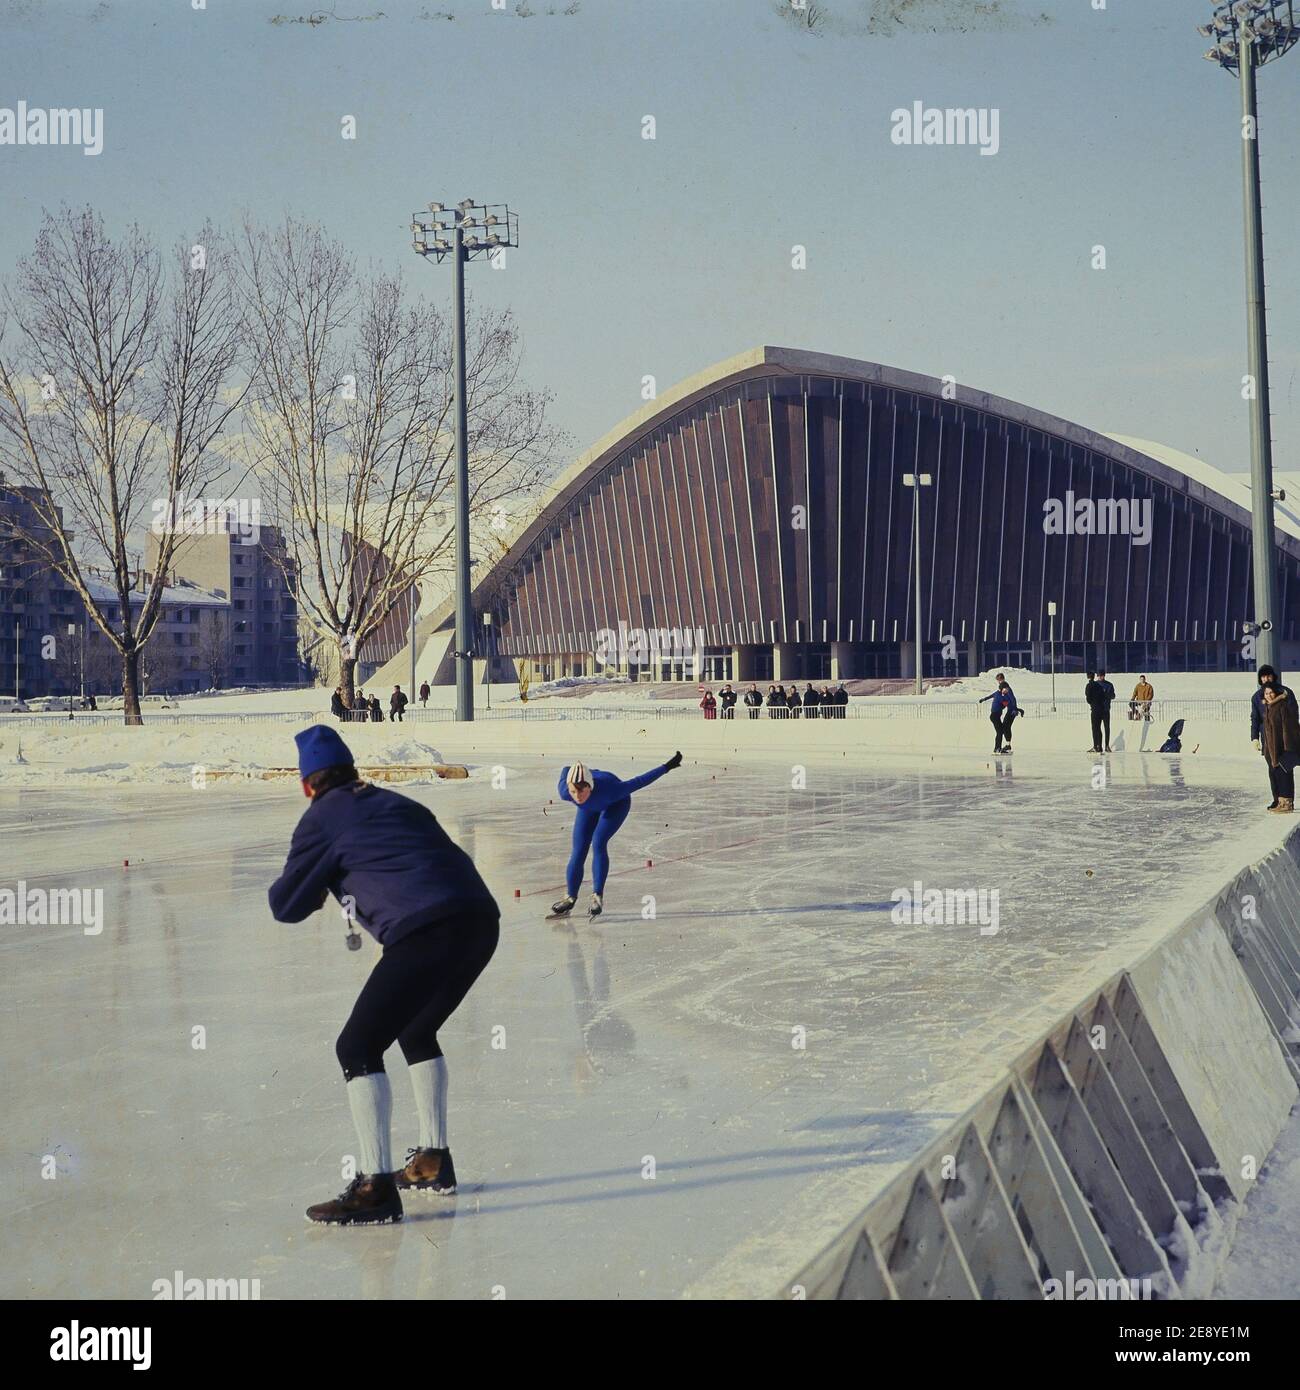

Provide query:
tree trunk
left=339, top=648, right=357, bottom=712
left=123, top=646, right=143, bottom=726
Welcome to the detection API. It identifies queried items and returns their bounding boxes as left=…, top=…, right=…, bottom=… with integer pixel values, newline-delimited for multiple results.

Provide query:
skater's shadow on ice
left=399, top=1121, right=947, bottom=1219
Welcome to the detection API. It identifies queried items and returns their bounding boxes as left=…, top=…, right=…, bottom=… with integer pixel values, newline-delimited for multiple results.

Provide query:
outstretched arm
left=268, top=814, right=335, bottom=922
left=619, top=754, right=680, bottom=796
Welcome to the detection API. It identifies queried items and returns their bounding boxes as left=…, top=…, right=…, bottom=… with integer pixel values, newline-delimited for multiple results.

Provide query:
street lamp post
left=1199, top=0, right=1298, bottom=669
left=902, top=473, right=932, bottom=696
left=411, top=199, right=520, bottom=721
left=1047, top=600, right=1058, bottom=712
left=483, top=611, right=493, bottom=711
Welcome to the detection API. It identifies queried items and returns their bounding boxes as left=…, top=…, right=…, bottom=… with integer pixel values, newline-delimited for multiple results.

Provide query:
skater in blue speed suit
left=552, top=752, right=683, bottom=919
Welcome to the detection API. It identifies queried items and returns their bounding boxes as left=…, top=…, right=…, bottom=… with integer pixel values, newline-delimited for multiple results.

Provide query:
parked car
left=0, top=696, right=31, bottom=714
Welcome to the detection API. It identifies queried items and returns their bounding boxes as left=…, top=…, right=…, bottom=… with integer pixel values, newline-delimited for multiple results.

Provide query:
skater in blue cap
left=268, top=725, right=499, bottom=1226
left=552, top=752, right=683, bottom=919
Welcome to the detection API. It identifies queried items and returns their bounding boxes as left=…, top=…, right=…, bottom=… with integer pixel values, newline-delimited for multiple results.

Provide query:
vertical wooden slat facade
left=478, top=360, right=1300, bottom=670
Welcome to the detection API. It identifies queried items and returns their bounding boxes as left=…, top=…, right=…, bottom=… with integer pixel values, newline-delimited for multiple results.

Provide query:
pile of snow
left=0, top=721, right=447, bottom=788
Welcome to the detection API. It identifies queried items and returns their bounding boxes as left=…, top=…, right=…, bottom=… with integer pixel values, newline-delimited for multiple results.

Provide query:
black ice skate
left=395, top=1146, right=458, bottom=1194
left=548, top=895, right=576, bottom=919
left=588, top=893, right=603, bottom=919
left=306, top=1173, right=403, bottom=1226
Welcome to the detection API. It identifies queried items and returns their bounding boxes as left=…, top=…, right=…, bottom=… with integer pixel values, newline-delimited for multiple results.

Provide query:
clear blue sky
left=3, top=0, right=1298, bottom=477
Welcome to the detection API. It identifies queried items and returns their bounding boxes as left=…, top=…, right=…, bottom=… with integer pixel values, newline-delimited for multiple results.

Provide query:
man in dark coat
left=390, top=685, right=408, bottom=722
left=1252, top=665, right=1300, bottom=808
left=1095, top=671, right=1116, bottom=750
left=419, top=681, right=431, bottom=707
left=369, top=694, right=383, bottom=723
left=786, top=685, right=802, bottom=718
left=330, top=687, right=346, bottom=722
left=743, top=683, right=763, bottom=719
left=803, top=682, right=820, bottom=720
left=718, top=684, right=737, bottom=719
left=269, top=726, right=499, bottom=1226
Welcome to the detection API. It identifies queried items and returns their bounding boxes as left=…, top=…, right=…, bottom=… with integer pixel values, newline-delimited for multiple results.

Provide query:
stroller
left=1158, top=718, right=1184, bottom=753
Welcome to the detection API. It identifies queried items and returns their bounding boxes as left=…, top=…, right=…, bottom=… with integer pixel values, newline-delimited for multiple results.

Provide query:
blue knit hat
left=295, top=725, right=354, bottom=778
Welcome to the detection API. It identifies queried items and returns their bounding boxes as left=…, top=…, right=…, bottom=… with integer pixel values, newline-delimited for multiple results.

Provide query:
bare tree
left=240, top=217, right=564, bottom=704
left=0, top=208, right=247, bottom=723
left=196, top=609, right=230, bottom=689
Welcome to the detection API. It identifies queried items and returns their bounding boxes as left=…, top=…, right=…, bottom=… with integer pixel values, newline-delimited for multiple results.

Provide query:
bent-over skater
left=552, top=752, right=684, bottom=919
left=269, top=726, right=500, bottom=1226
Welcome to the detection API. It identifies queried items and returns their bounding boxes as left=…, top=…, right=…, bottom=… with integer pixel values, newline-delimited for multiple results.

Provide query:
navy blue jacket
left=1252, top=683, right=1298, bottom=740
left=268, top=782, right=498, bottom=945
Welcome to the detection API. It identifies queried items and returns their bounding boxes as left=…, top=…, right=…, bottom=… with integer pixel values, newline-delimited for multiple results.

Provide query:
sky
left=2, top=0, right=1299, bottom=481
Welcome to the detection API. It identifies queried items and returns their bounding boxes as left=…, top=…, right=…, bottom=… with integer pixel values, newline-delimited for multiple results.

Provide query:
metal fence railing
left=0, top=696, right=1255, bottom=729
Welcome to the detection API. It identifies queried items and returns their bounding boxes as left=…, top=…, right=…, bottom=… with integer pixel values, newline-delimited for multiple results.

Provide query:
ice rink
left=2, top=749, right=1283, bottom=1299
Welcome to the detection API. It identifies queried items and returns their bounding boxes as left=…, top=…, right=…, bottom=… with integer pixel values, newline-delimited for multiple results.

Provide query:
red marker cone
left=646, top=859, right=653, bottom=868
left=123, top=859, right=129, bottom=868
left=513, top=888, right=520, bottom=897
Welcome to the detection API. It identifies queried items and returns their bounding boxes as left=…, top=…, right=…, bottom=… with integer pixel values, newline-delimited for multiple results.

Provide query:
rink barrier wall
left=783, top=828, right=1300, bottom=1301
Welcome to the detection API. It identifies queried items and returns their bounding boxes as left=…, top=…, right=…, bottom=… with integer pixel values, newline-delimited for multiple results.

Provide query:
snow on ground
left=1215, top=1102, right=1300, bottom=1298
left=0, top=721, right=446, bottom=787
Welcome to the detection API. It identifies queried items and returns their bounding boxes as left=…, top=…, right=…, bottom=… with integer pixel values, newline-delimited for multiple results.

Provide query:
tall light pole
left=1047, top=600, right=1057, bottom=712
left=1199, top=0, right=1298, bottom=669
left=902, top=472, right=932, bottom=695
left=483, top=610, right=493, bottom=711
left=411, top=199, right=520, bottom=721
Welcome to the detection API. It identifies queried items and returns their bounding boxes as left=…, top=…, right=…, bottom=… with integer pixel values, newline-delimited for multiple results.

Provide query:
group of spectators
left=699, top=681, right=851, bottom=719
left=331, top=684, right=411, bottom=724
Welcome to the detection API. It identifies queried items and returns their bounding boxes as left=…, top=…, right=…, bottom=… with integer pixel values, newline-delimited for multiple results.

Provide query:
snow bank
left=0, top=721, right=445, bottom=788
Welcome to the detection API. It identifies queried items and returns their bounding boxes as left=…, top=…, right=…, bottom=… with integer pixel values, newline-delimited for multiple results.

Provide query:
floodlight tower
left=1198, top=1, right=1298, bottom=668
left=410, top=199, right=520, bottom=721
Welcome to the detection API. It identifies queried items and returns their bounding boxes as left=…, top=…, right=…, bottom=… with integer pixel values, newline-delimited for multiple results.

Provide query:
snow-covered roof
left=83, top=576, right=230, bottom=609
left=1105, top=435, right=1300, bottom=547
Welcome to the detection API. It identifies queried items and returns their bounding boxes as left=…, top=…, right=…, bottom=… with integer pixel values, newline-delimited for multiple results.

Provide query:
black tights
left=336, top=912, right=499, bottom=1080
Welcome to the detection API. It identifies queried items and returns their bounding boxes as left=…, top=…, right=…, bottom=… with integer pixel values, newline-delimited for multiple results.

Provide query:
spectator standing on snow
left=719, top=684, right=737, bottom=719
left=390, top=686, right=408, bottom=722
left=979, top=675, right=1018, bottom=753
left=803, top=682, right=820, bottom=720
left=766, top=684, right=786, bottom=718
left=1084, top=672, right=1102, bottom=752
left=1129, top=676, right=1154, bottom=722
left=743, top=684, right=763, bottom=719
left=419, top=681, right=430, bottom=707
left=1094, top=671, right=1116, bottom=751
left=1251, top=665, right=1300, bottom=809
left=786, top=685, right=802, bottom=719
left=1261, top=686, right=1300, bottom=814
left=835, top=682, right=849, bottom=716
left=369, top=694, right=383, bottom=723
left=699, top=688, right=717, bottom=720
left=331, top=687, right=346, bottom=722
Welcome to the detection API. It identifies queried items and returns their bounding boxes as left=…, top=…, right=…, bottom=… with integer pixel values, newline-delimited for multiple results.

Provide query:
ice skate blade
left=305, top=1213, right=404, bottom=1227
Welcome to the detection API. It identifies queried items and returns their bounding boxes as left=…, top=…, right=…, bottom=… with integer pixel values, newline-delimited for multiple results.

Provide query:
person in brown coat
left=1261, top=685, right=1300, bottom=813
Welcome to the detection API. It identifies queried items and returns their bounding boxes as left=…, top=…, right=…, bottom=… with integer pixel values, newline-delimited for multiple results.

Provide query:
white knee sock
left=409, top=1057, right=449, bottom=1150
left=346, top=1073, right=393, bottom=1175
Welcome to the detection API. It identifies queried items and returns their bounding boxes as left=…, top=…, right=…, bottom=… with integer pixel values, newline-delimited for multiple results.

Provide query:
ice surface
left=0, top=753, right=1287, bottom=1299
